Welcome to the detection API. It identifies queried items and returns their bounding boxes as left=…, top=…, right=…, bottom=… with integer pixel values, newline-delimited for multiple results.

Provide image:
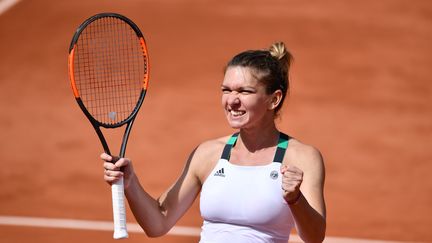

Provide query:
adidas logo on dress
left=214, top=168, right=225, bottom=177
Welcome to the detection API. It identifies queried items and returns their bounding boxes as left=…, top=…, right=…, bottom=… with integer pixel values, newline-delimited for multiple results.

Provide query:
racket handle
left=111, top=177, right=128, bottom=239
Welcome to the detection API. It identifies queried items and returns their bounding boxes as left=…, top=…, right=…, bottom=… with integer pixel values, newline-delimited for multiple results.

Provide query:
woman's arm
left=281, top=144, right=326, bottom=243
left=102, top=148, right=202, bottom=237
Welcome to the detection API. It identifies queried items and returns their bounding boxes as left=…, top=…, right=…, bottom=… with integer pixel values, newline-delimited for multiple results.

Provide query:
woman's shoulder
left=188, top=134, right=235, bottom=182
left=193, top=134, right=233, bottom=158
left=285, top=136, right=324, bottom=171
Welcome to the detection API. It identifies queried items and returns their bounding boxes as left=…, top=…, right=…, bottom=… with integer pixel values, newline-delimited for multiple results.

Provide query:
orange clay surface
left=0, top=0, right=431, bottom=242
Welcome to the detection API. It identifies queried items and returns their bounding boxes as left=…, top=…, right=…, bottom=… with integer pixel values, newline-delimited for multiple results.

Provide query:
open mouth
left=229, top=110, right=246, bottom=117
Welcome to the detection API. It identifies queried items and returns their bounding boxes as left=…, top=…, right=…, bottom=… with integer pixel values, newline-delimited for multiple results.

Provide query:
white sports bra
left=199, top=133, right=295, bottom=243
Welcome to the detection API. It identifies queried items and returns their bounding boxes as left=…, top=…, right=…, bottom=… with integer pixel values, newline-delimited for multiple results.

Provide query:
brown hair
left=225, top=42, right=293, bottom=113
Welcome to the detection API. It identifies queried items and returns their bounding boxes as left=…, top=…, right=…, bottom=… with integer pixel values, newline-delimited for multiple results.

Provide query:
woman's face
left=221, top=66, right=276, bottom=130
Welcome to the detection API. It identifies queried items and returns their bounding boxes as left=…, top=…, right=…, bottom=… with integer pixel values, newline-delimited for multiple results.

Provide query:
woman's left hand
left=280, top=165, right=303, bottom=204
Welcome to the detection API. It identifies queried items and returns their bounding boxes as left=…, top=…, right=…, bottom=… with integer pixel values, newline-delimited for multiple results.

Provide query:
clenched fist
left=280, top=164, right=303, bottom=205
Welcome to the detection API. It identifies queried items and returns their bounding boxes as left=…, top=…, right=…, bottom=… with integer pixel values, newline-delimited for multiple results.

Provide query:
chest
left=200, top=160, right=291, bottom=226
left=228, top=147, right=278, bottom=166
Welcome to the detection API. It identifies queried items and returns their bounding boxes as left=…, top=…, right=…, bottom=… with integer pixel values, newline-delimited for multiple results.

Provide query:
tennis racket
left=67, top=13, right=149, bottom=239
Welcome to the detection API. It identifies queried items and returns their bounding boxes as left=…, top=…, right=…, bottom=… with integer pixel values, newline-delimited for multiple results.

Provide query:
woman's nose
left=227, top=92, right=240, bottom=106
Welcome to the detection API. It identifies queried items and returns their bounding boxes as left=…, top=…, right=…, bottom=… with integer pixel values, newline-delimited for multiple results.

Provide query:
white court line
left=0, top=0, right=20, bottom=15
left=0, top=215, right=408, bottom=243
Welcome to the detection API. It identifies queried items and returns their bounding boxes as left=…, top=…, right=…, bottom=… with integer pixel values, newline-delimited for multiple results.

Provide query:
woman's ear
left=269, top=90, right=283, bottom=110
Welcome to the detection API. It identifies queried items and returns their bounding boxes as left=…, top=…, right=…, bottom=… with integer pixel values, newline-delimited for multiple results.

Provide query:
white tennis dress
left=199, top=133, right=295, bottom=243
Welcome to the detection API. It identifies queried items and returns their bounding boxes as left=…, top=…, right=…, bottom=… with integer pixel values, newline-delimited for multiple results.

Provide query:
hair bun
left=269, top=42, right=287, bottom=61
left=268, top=42, right=292, bottom=81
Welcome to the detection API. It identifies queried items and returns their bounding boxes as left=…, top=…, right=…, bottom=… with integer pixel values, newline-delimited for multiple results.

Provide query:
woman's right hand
left=101, top=153, right=135, bottom=189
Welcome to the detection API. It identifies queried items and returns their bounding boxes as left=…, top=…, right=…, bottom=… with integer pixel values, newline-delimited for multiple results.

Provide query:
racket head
left=68, top=13, right=149, bottom=128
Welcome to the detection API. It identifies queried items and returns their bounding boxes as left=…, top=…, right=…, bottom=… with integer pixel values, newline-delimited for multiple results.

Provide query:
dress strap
left=220, top=133, right=239, bottom=160
left=273, top=133, right=290, bottom=163
left=221, top=132, right=289, bottom=162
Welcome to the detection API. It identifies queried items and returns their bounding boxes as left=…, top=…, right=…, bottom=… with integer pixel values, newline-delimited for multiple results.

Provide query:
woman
left=102, top=42, right=326, bottom=243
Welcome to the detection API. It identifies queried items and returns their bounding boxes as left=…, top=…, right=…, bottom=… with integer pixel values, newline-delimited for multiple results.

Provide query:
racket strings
left=74, top=16, right=146, bottom=125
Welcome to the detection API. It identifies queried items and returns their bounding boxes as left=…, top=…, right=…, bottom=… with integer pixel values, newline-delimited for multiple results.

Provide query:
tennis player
left=102, top=42, right=326, bottom=243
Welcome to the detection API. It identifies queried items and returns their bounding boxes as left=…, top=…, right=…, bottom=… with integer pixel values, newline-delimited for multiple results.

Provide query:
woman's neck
left=237, top=122, right=280, bottom=153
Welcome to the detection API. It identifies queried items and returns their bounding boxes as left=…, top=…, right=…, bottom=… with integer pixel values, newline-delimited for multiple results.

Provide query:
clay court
left=0, top=0, right=431, bottom=242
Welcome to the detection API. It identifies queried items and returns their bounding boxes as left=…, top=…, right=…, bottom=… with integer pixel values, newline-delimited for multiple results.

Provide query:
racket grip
left=111, top=177, right=128, bottom=239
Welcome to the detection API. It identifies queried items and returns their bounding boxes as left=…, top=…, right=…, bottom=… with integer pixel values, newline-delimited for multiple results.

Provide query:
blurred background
left=0, top=0, right=431, bottom=242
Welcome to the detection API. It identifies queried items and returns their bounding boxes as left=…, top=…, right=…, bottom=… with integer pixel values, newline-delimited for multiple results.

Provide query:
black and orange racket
left=68, top=13, right=149, bottom=239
